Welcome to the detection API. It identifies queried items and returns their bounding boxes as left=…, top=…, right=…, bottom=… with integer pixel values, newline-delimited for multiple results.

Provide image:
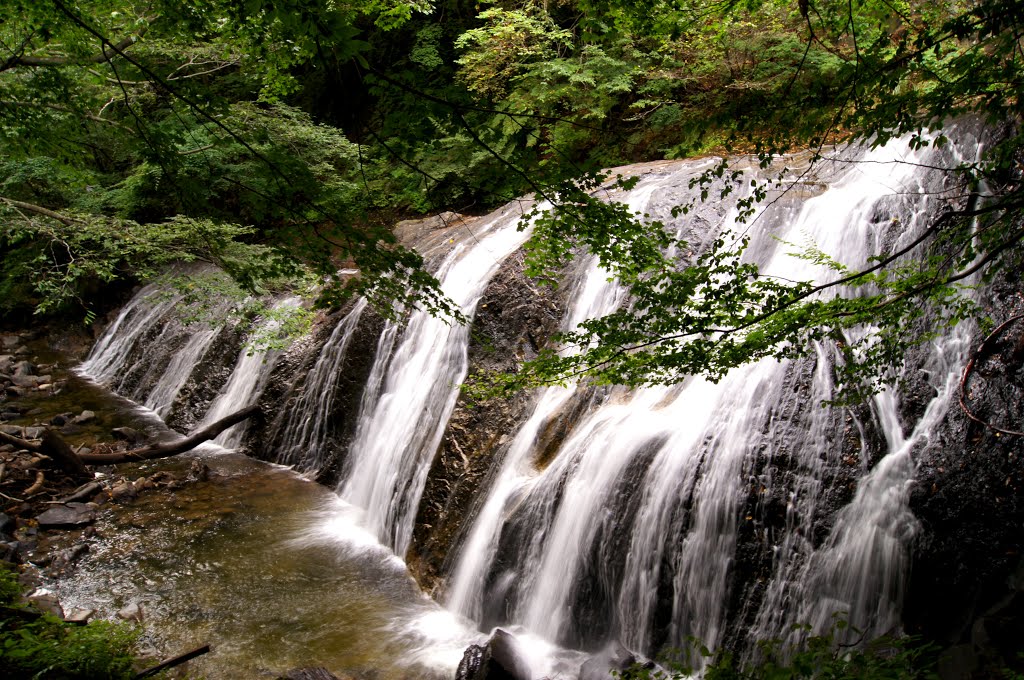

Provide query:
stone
left=27, top=589, right=64, bottom=618
left=111, top=426, right=144, bottom=444
left=0, top=512, right=13, bottom=535
left=456, top=629, right=532, bottom=680
left=64, top=608, right=96, bottom=624
left=12, top=360, right=33, bottom=377
left=22, top=426, right=44, bottom=440
left=109, top=481, right=138, bottom=503
left=0, top=541, right=17, bottom=562
left=50, top=413, right=73, bottom=426
left=579, top=642, right=639, bottom=680
left=35, top=503, right=97, bottom=529
left=187, top=459, right=210, bottom=483
left=117, top=601, right=144, bottom=622
left=73, top=410, right=96, bottom=424
left=277, top=669, right=343, bottom=680
left=50, top=543, right=90, bottom=571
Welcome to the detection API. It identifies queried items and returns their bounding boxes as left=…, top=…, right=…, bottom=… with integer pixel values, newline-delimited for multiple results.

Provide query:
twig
left=958, top=313, right=1024, bottom=436
left=24, top=470, right=45, bottom=496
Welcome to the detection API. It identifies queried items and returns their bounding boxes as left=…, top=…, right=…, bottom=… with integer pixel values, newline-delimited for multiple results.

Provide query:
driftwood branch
left=133, top=644, right=211, bottom=679
left=0, top=430, right=41, bottom=452
left=958, top=313, right=1024, bottom=437
left=79, top=405, right=260, bottom=464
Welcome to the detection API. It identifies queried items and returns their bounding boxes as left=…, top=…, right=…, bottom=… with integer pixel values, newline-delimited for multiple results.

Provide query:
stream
left=33, top=371, right=479, bottom=679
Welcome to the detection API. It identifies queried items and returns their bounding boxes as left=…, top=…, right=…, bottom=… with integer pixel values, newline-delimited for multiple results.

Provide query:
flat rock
left=35, top=503, right=97, bottom=529
left=73, top=410, right=96, bottom=424
left=27, top=590, right=64, bottom=618
left=278, top=669, right=343, bottom=680
left=64, top=608, right=96, bottom=624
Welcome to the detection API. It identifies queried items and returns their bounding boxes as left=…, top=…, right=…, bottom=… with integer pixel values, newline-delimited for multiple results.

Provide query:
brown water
left=52, top=451, right=479, bottom=679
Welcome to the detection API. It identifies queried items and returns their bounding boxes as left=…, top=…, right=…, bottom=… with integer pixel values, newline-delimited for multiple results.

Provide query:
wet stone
left=73, top=410, right=96, bottom=424
left=35, top=503, right=97, bottom=529
left=12, top=360, right=34, bottom=377
left=117, top=601, right=144, bottom=622
left=27, top=590, right=64, bottom=618
left=109, top=481, right=138, bottom=503
left=64, top=608, right=96, bottom=624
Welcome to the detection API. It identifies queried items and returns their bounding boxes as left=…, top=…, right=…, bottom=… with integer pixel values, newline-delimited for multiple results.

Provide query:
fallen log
left=79, top=405, right=260, bottom=464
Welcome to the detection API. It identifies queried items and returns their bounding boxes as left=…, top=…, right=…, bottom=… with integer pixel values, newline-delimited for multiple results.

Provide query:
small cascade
left=275, top=298, right=369, bottom=474
left=78, top=283, right=181, bottom=388
left=202, top=296, right=302, bottom=448
left=338, top=204, right=538, bottom=555
left=442, top=127, right=984, bottom=659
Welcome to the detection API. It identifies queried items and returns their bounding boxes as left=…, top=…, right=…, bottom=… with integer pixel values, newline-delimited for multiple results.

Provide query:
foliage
left=453, top=0, right=1024, bottom=402
left=0, top=565, right=141, bottom=679
left=0, top=0, right=452, bottom=324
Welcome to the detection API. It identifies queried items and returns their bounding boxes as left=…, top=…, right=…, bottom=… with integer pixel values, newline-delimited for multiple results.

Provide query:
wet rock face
left=406, top=248, right=564, bottom=592
left=906, top=275, right=1024, bottom=669
left=165, top=324, right=244, bottom=432
left=246, top=302, right=386, bottom=484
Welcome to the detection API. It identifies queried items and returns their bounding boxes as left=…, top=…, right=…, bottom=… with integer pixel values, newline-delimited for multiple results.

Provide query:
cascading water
left=274, top=298, right=369, bottom=474
left=441, top=126, right=985, bottom=663
left=337, top=204, right=539, bottom=555
left=65, top=123, right=999, bottom=680
left=200, top=296, right=302, bottom=448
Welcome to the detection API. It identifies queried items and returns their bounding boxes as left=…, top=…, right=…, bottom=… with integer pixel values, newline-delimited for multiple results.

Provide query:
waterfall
left=201, top=296, right=302, bottom=448
left=442, top=127, right=983, bottom=658
left=78, top=283, right=181, bottom=388
left=337, top=204, right=537, bottom=555
left=79, top=285, right=303, bottom=451
left=275, top=298, right=369, bottom=474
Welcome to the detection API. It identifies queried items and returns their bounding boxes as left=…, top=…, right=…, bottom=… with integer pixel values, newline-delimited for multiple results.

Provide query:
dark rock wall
left=906, top=274, right=1024, bottom=675
left=406, top=248, right=564, bottom=594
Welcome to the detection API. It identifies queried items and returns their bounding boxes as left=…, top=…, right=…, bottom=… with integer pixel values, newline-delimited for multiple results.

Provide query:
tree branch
left=0, top=197, right=82, bottom=225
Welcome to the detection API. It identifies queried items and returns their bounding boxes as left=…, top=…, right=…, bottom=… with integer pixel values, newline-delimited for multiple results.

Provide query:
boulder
left=27, top=589, right=64, bottom=618
left=578, top=642, right=639, bottom=680
left=64, top=608, right=96, bottom=624
left=12, top=360, right=33, bottom=377
left=73, top=410, right=96, bottom=424
left=456, top=629, right=533, bottom=680
left=109, top=481, right=138, bottom=503
left=35, top=503, right=97, bottom=529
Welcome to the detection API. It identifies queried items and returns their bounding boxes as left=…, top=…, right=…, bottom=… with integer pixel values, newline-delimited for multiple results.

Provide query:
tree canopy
left=1, top=0, right=1021, bottom=398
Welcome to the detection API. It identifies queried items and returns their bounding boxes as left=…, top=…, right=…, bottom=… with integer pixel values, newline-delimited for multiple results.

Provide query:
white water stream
left=440, top=128, right=984, bottom=667
left=336, top=204, right=539, bottom=555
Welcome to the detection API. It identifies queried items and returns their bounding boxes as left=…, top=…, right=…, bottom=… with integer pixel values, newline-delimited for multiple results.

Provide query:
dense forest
left=1, top=0, right=1021, bottom=394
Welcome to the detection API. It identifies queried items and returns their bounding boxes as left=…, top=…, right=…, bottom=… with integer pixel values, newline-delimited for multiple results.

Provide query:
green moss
left=0, top=565, right=141, bottom=679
